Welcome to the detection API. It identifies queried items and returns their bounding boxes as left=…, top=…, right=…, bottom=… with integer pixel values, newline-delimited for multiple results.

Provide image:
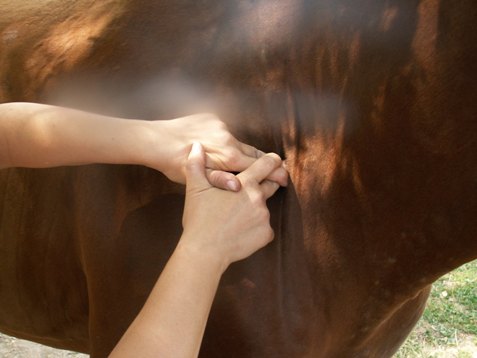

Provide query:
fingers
left=266, top=166, right=288, bottom=187
left=206, top=169, right=241, bottom=192
left=185, top=142, right=210, bottom=191
left=239, top=143, right=264, bottom=159
left=205, top=167, right=283, bottom=198
left=232, top=143, right=288, bottom=187
left=261, top=180, right=280, bottom=199
left=207, top=150, right=256, bottom=174
left=238, top=153, right=283, bottom=185
left=205, top=142, right=261, bottom=173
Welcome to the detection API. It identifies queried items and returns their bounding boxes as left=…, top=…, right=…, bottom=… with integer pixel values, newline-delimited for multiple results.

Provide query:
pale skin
left=0, top=102, right=288, bottom=189
left=0, top=102, right=288, bottom=357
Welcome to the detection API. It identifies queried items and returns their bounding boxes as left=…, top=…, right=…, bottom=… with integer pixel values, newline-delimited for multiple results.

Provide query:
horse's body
left=1, top=1, right=476, bottom=356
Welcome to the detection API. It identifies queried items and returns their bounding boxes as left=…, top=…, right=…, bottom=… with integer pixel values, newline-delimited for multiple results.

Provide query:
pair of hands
left=110, top=118, right=287, bottom=358
left=145, top=113, right=288, bottom=190
left=151, top=114, right=287, bottom=270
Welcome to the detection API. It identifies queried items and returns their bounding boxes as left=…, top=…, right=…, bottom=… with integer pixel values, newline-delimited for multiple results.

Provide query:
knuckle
left=223, top=132, right=235, bottom=144
left=261, top=154, right=280, bottom=169
left=252, top=190, right=266, bottom=204
left=254, top=148, right=264, bottom=158
left=216, top=131, right=234, bottom=145
left=199, top=113, right=224, bottom=127
left=216, top=120, right=228, bottom=131
left=225, top=148, right=240, bottom=165
left=263, top=226, right=274, bottom=243
left=205, top=113, right=225, bottom=127
left=267, top=153, right=282, bottom=164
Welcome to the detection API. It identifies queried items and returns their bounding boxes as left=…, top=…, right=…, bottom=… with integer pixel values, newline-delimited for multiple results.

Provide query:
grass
left=395, top=259, right=477, bottom=358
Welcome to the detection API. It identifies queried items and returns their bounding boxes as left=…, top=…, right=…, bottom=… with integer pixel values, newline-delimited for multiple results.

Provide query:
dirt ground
left=0, top=333, right=88, bottom=357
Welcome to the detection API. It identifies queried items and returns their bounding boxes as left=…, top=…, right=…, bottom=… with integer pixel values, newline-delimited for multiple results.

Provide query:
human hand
left=179, top=142, right=282, bottom=272
left=144, top=114, right=288, bottom=191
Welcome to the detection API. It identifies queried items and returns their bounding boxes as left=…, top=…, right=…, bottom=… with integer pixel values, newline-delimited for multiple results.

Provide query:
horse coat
left=1, top=1, right=476, bottom=356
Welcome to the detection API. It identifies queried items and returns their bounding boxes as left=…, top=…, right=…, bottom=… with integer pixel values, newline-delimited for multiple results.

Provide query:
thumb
left=186, top=142, right=210, bottom=191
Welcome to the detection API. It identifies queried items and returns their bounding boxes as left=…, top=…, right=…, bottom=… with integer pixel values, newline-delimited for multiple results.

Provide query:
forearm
left=110, top=239, right=225, bottom=358
left=0, top=102, right=159, bottom=169
left=0, top=102, right=288, bottom=189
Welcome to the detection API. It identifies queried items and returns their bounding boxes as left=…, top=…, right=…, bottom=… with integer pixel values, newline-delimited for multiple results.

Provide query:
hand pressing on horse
left=145, top=113, right=288, bottom=191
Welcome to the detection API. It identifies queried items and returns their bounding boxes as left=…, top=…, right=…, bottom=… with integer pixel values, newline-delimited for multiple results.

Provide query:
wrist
left=128, top=120, right=168, bottom=170
left=135, top=120, right=186, bottom=177
left=175, top=236, right=230, bottom=276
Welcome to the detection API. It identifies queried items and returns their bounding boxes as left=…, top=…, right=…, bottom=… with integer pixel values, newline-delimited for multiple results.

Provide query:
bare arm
left=109, top=242, right=223, bottom=358
left=110, top=143, right=283, bottom=357
left=0, top=102, right=288, bottom=189
left=0, top=102, right=155, bottom=169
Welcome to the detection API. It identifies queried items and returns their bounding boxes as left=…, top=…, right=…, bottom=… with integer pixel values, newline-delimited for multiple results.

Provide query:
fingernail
left=191, top=142, right=203, bottom=155
left=227, top=180, right=239, bottom=192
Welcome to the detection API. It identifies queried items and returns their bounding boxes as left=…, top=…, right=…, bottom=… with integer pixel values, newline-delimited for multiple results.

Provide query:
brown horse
left=1, top=1, right=476, bottom=356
